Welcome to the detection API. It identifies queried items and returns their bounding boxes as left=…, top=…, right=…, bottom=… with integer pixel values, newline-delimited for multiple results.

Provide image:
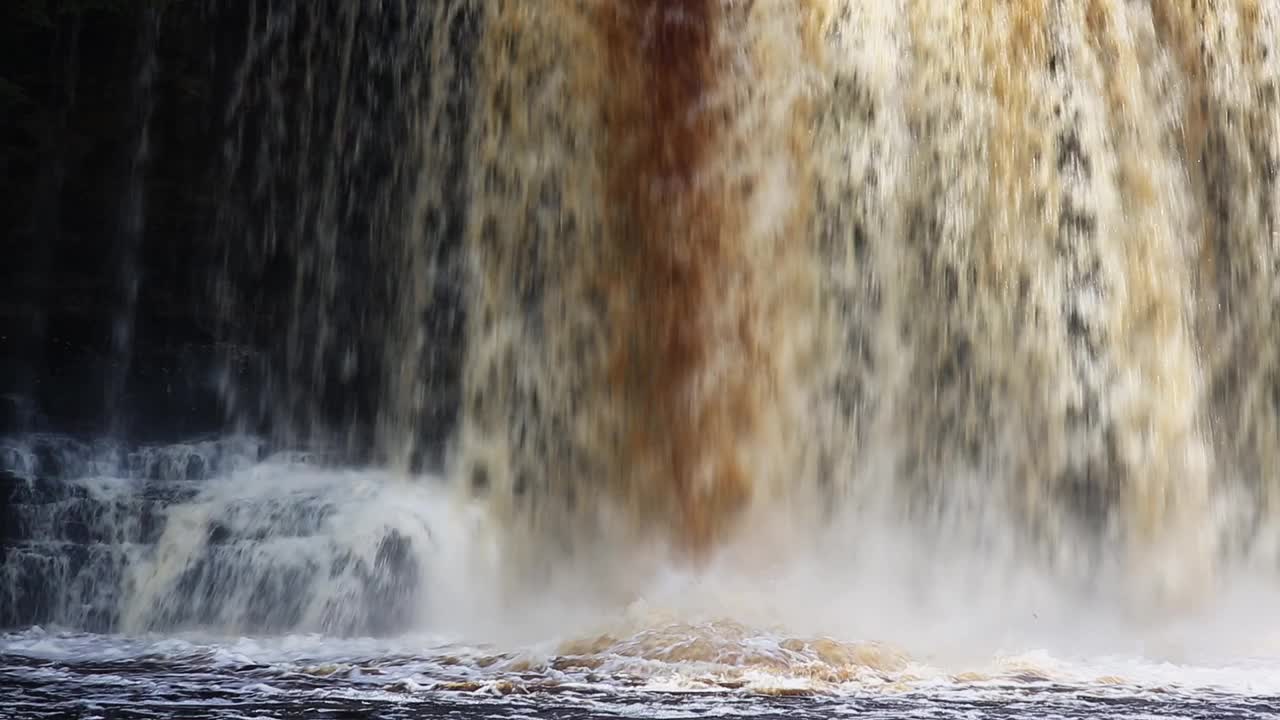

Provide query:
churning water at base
left=6, top=629, right=1280, bottom=720
left=6, top=437, right=1280, bottom=718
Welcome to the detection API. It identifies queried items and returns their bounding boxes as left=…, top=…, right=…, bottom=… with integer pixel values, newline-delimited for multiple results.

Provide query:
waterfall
left=211, top=0, right=475, bottom=469
left=454, top=0, right=1279, bottom=604
left=2, top=0, right=1277, bottom=637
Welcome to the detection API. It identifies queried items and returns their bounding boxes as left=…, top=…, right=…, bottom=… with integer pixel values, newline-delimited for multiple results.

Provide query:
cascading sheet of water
left=8, top=2, right=1280, bottom=706
left=451, top=0, right=1279, bottom=619
left=211, top=0, right=474, bottom=469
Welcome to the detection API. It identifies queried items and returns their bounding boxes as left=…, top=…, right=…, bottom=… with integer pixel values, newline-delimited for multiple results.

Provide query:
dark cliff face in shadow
left=2, top=2, right=236, bottom=441
left=0, top=2, right=468, bottom=465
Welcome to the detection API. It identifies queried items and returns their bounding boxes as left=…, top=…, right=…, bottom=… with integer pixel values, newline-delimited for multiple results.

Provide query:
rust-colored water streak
left=595, top=0, right=754, bottom=555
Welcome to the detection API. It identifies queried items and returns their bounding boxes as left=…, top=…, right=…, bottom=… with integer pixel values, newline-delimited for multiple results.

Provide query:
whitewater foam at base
left=8, top=437, right=1280, bottom=713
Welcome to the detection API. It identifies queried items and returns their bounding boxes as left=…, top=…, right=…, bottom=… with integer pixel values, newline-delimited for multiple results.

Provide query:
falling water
left=106, top=7, right=160, bottom=440
left=189, top=0, right=1280, bottom=618
left=446, top=0, right=1279, bottom=608
left=3, top=1, right=1280, bottom=716
left=211, top=0, right=474, bottom=469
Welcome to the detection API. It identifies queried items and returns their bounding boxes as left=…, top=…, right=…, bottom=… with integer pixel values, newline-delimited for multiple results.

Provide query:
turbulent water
left=5, top=0, right=1280, bottom=717
left=8, top=629, right=1280, bottom=720
left=7, top=437, right=1280, bottom=718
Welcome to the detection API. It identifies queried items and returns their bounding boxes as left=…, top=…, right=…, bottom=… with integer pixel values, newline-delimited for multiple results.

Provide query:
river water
left=5, top=628, right=1280, bottom=719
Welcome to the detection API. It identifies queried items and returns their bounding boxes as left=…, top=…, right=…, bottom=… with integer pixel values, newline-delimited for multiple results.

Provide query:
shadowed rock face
left=2, top=3, right=472, bottom=463
left=1, top=3, right=248, bottom=443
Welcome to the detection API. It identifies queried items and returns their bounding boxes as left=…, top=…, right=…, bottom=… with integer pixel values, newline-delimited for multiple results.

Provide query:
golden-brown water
left=455, top=0, right=1278, bottom=609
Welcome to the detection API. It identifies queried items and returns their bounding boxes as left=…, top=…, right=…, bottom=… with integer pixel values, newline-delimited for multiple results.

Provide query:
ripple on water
left=4, top=628, right=1280, bottom=719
